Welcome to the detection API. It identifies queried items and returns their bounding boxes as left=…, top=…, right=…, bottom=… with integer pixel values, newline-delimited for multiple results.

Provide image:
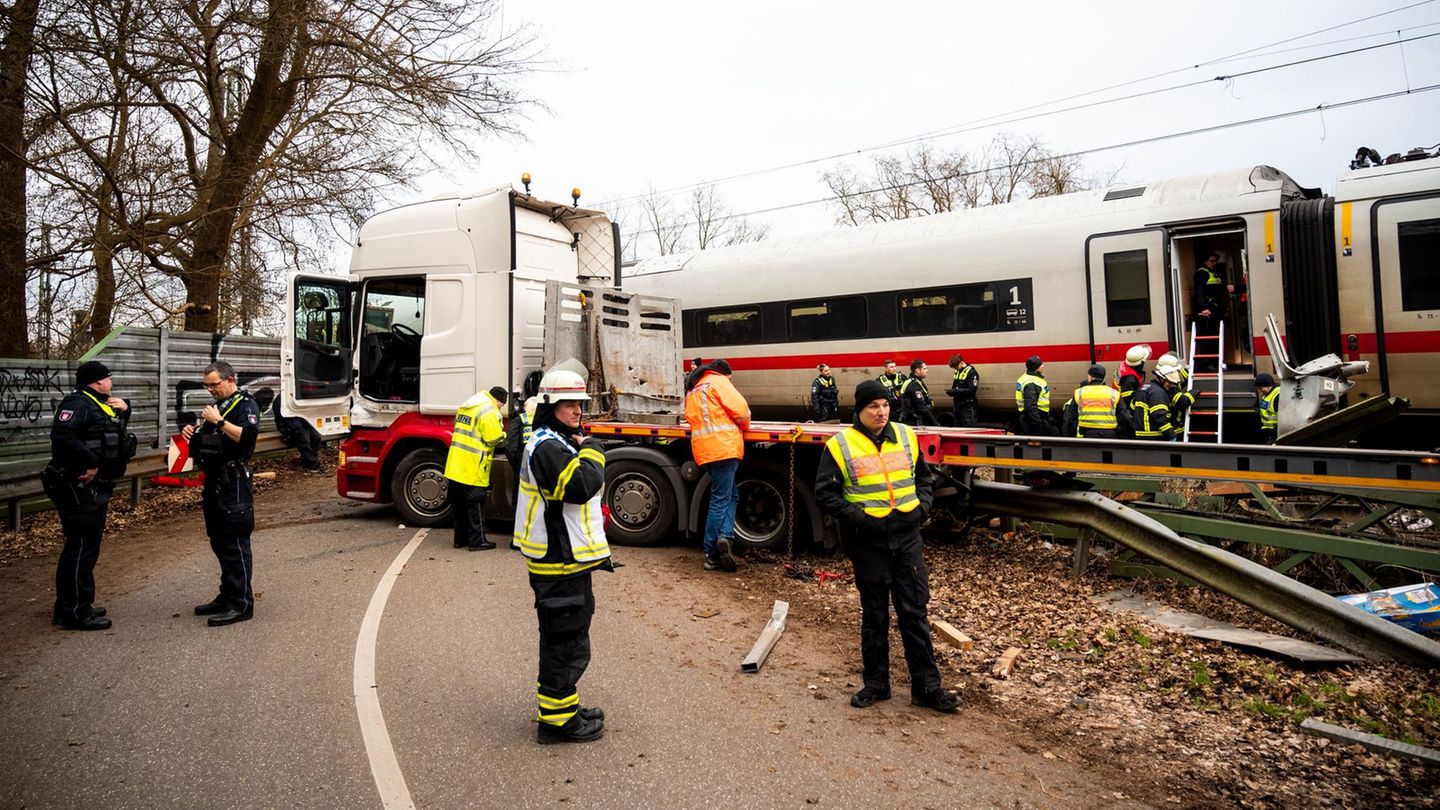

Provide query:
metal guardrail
left=4, top=434, right=288, bottom=530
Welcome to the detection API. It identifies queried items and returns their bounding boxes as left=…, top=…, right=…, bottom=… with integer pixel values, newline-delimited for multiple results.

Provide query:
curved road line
left=354, top=528, right=429, bottom=810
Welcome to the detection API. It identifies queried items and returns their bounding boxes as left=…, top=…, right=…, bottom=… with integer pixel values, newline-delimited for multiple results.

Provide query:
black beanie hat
left=1087, top=364, right=1107, bottom=380
left=76, top=360, right=111, bottom=387
left=1026, top=355, right=1043, bottom=372
left=855, top=379, right=889, bottom=409
left=1255, top=373, right=1275, bottom=388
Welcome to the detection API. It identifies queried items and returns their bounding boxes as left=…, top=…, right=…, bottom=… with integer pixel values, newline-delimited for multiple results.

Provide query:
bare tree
left=0, top=0, right=41, bottom=356
left=25, top=0, right=536, bottom=341
left=688, top=183, right=769, bottom=249
left=638, top=183, right=686, bottom=256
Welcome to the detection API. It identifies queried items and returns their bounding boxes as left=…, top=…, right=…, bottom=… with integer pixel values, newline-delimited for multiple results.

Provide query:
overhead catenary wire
left=625, top=83, right=1440, bottom=239
left=598, top=1, right=1440, bottom=208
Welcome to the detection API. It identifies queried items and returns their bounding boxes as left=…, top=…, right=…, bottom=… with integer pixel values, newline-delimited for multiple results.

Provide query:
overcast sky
left=403, top=0, right=1440, bottom=259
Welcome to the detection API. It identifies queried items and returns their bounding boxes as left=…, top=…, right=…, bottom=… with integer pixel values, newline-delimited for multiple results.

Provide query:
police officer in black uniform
left=182, top=361, right=261, bottom=627
left=899, top=359, right=938, bottom=426
left=45, top=361, right=133, bottom=631
left=810, top=363, right=839, bottom=422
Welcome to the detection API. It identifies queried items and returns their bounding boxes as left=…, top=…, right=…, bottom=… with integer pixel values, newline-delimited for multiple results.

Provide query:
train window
left=897, top=284, right=998, bottom=335
left=696, top=306, right=763, bottom=345
left=1398, top=218, right=1440, bottom=312
left=1103, top=249, right=1151, bottom=326
left=788, top=296, right=867, bottom=341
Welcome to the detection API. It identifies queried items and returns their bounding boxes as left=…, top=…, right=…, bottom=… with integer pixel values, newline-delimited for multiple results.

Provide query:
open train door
left=1085, top=229, right=1172, bottom=365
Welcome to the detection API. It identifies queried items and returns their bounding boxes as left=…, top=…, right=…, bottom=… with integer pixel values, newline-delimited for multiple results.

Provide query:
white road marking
left=354, top=528, right=428, bottom=809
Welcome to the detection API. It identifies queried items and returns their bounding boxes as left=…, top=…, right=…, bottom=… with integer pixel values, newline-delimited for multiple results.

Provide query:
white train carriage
left=621, top=158, right=1440, bottom=443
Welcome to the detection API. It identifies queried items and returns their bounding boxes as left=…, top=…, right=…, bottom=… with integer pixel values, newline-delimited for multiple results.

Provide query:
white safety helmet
left=1125, top=345, right=1152, bottom=365
left=524, top=396, right=538, bottom=417
left=536, top=368, right=591, bottom=403
left=1155, top=353, right=1180, bottom=368
left=1154, top=357, right=1184, bottom=384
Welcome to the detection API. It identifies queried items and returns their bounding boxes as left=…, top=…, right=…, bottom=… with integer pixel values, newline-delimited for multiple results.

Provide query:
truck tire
left=733, top=464, right=794, bottom=552
left=391, top=447, right=452, bottom=527
left=605, top=459, right=677, bottom=547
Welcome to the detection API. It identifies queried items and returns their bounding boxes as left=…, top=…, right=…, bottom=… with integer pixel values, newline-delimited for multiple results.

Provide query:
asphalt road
left=0, top=475, right=1146, bottom=809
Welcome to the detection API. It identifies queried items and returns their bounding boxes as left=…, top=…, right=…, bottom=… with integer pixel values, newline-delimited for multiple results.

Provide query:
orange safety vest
left=684, top=371, right=751, bottom=465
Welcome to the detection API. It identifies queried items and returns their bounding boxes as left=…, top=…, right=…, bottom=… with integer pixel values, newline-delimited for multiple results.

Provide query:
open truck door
left=283, top=272, right=356, bottom=437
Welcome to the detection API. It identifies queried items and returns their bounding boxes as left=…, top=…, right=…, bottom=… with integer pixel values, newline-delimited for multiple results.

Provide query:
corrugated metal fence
left=0, top=328, right=284, bottom=503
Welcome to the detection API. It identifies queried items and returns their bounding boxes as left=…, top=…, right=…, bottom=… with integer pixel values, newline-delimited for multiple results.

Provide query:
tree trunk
left=0, top=0, right=40, bottom=357
left=90, top=238, right=115, bottom=347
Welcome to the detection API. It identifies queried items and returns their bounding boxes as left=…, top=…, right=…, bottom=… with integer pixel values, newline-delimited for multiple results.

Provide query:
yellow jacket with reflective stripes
left=1075, top=383, right=1120, bottom=430
left=823, top=423, right=921, bottom=518
left=444, top=392, right=505, bottom=486
left=1015, top=372, right=1050, bottom=412
left=1259, top=387, right=1280, bottom=430
left=512, top=426, right=610, bottom=577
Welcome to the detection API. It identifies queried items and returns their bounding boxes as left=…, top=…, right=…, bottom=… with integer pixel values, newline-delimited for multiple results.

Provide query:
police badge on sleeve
left=248, top=413, right=258, bottom=425
left=58, top=410, right=74, bottom=422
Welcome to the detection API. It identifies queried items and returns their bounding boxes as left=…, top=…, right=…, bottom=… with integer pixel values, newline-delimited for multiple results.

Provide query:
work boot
left=207, top=608, right=254, bottom=627
left=912, top=688, right=962, bottom=714
left=703, top=555, right=722, bottom=571
left=578, top=706, right=605, bottom=722
left=467, top=540, right=497, bottom=551
left=58, top=614, right=112, bottom=632
left=715, top=538, right=738, bottom=572
left=53, top=606, right=106, bottom=625
left=536, top=713, right=604, bottom=745
left=194, top=599, right=229, bottom=616
left=851, top=685, right=891, bottom=708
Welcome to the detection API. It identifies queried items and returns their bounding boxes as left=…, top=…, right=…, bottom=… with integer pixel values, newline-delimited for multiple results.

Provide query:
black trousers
left=843, top=528, right=941, bottom=696
left=281, top=425, right=323, bottom=469
left=448, top=481, right=488, bottom=547
left=1195, top=312, right=1224, bottom=371
left=203, top=469, right=255, bottom=612
left=953, top=401, right=978, bottom=427
left=532, top=573, right=595, bottom=725
left=47, top=477, right=114, bottom=621
left=814, top=404, right=837, bottom=422
left=1078, top=427, right=1118, bottom=439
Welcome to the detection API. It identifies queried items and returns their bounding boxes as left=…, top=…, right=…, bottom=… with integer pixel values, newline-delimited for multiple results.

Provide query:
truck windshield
left=359, top=277, right=425, bottom=402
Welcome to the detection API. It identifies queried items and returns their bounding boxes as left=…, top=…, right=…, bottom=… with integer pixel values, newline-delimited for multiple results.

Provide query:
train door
left=1086, top=230, right=1171, bottom=365
left=1371, top=195, right=1440, bottom=397
left=1168, top=225, right=1252, bottom=368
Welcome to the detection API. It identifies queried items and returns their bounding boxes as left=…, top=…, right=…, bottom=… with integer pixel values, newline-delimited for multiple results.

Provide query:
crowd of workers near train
left=804, top=346, right=1278, bottom=443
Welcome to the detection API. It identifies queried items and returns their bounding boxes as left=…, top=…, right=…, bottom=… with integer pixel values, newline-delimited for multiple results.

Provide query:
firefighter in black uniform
left=182, top=361, right=261, bottom=627
left=899, top=359, right=938, bottom=426
left=946, top=353, right=979, bottom=427
left=810, top=363, right=839, bottom=422
left=45, top=361, right=133, bottom=631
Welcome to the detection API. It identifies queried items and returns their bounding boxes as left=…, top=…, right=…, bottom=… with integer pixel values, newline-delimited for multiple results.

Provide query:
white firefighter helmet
left=1125, top=345, right=1152, bottom=365
left=524, top=396, right=538, bottom=417
left=537, top=368, right=591, bottom=403
left=1154, top=356, right=1184, bottom=384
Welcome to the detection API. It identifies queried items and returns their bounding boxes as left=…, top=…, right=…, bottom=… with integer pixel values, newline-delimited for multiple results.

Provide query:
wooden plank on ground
left=930, top=619, right=973, bottom=650
left=992, top=647, right=1021, bottom=679
left=1300, top=718, right=1440, bottom=766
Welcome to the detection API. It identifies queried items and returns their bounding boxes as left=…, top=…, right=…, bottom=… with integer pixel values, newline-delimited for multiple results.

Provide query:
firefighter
left=1062, top=364, right=1128, bottom=439
left=899, top=359, right=937, bottom=426
left=1256, top=373, right=1280, bottom=444
left=810, top=363, right=839, bottom=422
left=1133, top=359, right=1183, bottom=441
left=513, top=367, right=611, bottom=744
left=946, top=353, right=979, bottom=427
left=44, top=360, right=132, bottom=631
left=815, top=380, right=960, bottom=715
left=183, top=361, right=261, bottom=627
left=876, top=359, right=907, bottom=413
left=1015, top=355, right=1057, bottom=436
left=1156, top=353, right=1195, bottom=436
left=684, top=358, right=750, bottom=572
left=445, top=385, right=507, bottom=550
left=1115, top=344, right=1151, bottom=436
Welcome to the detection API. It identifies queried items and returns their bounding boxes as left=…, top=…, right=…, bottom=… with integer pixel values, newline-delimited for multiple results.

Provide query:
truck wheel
left=605, top=460, right=676, bottom=547
left=733, top=465, right=793, bottom=552
left=391, top=447, right=452, bottom=527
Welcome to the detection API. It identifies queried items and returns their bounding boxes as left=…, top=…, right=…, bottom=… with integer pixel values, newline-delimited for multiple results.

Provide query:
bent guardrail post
left=741, top=600, right=789, bottom=673
left=969, top=480, right=1440, bottom=667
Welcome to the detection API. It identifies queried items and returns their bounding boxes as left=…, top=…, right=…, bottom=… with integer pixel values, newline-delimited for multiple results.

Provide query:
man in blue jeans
left=683, top=359, right=751, bottom=571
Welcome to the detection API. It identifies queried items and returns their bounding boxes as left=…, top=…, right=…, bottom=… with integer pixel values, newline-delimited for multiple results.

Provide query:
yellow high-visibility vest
left=1015, top=373, right=1050, bottom=412
left=1075, top=384, right=1120, bottom=431
left=444, top=393, right=505, bottom=486
left=823, top=423, right=921, bottom=518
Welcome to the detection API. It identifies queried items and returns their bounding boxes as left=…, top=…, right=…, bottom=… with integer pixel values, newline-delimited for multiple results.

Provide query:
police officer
left=815, top=380, right=960, bottom=714
left=946, top=353, right=979, bottom=427
left=1061, top=364, right=1129, bottom=438
left=1015, top=355, right=1057, bottom=436
left=183, top=361, right=260, bottom=627
left=445, top=385, right=507, bottom=550
left=45, top=360, right=132, bottom=631
left=1134, top=359, right=1182, bottom=441
left=513, top=368, right=611, bottom=744
left=899, top=359, right=937, bottom=426
left=810, top=363, right=839, bottom=422
left=504, top=395, right=537, bottom=504
left=1256, top=373, right=1280, bottom=444
left=876, top=359, right=907, bottom=413
left=1192, top=253, right=1234, bottom=372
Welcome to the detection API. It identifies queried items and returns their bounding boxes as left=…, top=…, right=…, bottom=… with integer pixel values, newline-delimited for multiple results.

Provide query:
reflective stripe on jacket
left=823, top=423, right=921, bottom=518
left=1133, top=382, right=1174, bottom=438
left=1259, top=387, right=1280, bottom=430
left=1015, top=373, right=1050, bottom=412
left=513, top=427, right=609, bottom=577
left=1075, top=384, right=1120, bottom=430
left=444, top=392, right=505, bottom=486
left=685, top=371, right=751, bottom=465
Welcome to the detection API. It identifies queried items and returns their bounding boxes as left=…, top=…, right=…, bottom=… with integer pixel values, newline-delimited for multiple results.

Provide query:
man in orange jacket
left=684, top=359, right=751, bottom=572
